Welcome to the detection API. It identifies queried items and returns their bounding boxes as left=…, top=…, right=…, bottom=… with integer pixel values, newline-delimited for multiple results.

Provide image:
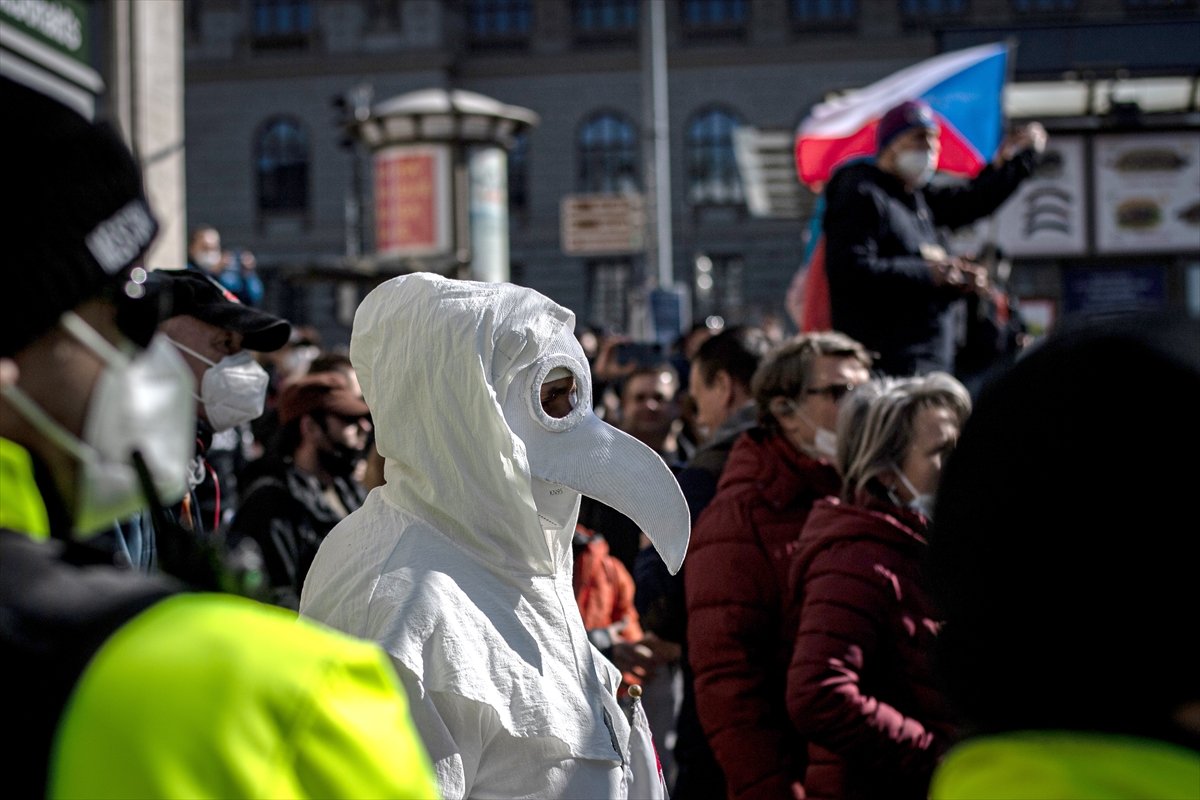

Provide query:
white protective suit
left=299, top=273, right=689, bottom=799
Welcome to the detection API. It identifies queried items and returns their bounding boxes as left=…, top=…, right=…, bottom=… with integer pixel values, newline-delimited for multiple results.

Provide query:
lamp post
left=346, top=87, right=539, bottom=282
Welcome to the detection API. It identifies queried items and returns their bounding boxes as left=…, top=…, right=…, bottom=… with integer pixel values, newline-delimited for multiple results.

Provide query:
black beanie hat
left=1, top=77, right=160, bottom=356
left=876, top=99, right=938, bottom=154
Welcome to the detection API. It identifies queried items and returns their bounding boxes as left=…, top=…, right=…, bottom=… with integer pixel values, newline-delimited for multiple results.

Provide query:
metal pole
left=641, top=0, right=673, bottom=290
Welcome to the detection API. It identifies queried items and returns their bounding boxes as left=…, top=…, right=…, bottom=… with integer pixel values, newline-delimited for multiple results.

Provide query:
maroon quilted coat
left=686, top=428, right=842, bottom=800
left=786, top=496, right=955, bottom=800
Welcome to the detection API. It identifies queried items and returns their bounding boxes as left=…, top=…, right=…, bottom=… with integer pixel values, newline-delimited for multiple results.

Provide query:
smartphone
left=614, top=342, right=665, bottom=366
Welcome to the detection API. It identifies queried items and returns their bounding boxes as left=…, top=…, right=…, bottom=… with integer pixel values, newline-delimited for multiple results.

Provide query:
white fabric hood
left=351, top=272, right=688, bottom=575
left=301, top=273, right=688, bottom=769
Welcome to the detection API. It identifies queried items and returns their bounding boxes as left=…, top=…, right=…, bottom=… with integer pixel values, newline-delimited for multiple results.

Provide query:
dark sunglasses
left=804, top=383, right=856, bottom=403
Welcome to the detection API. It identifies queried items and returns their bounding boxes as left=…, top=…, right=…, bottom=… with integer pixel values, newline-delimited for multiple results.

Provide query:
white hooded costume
left=299, top=273, right=689, bottom=799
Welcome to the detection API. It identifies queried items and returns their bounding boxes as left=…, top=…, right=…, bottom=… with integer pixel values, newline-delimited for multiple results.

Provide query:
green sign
left=0, top=0, right=90, bottom=64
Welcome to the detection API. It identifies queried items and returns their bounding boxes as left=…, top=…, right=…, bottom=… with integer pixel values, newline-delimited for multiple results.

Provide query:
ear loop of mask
left=891, top=463, right=922, bottom=504
left=60, top=310, right=133, bottom=368
left=163, top=336, right=211, bottom=402
left=1, top=311, right=133, bottom=465
left=0, top=380, right=95, bottom=465
left=776, top=395, right=821, bottom=436
left=165, top=336, right=217, bottom=367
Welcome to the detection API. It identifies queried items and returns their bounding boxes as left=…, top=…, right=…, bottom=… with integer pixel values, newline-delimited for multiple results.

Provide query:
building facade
left=182, top=0, right=1200, bottom=347
left=3, top=0, right=187, bottom=267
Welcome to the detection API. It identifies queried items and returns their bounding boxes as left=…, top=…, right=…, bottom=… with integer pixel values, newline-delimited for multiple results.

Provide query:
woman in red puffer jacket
left=786, top=373, right=971, bottom=800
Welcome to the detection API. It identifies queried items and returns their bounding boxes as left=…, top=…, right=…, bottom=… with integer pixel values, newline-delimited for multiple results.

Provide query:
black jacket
left=226, top=459, right=366, bottom=609
left=822, top=154, right=1035, bottom=377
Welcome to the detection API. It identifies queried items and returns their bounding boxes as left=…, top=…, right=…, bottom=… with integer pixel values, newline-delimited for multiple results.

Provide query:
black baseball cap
left=137, top=269, right=292, bottom=353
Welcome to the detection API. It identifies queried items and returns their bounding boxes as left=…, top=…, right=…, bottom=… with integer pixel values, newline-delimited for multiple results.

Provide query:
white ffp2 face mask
left=1, top=313, right=196, bottom=536
left=895, top=149, right=936, bottom=187
left=168, top=338, right=269, bottom=431
left=782, top=399, right=838, bottom=461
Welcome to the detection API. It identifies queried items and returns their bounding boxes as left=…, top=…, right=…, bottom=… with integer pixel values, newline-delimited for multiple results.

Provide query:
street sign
left=560, top=193, right=645, bottom=255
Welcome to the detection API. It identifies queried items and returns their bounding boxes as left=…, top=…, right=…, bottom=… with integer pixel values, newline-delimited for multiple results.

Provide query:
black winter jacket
left=823, top=154, right=1035, bottom=377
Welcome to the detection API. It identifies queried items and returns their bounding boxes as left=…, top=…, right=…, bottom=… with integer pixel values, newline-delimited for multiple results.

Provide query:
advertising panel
left=1094, top=132, right=1200, bottom=254
left=469, top=146, right=509, bottom=283
left=374, top=144, right=451, bottom=258
left=952, top=136, right=1088, bottom=258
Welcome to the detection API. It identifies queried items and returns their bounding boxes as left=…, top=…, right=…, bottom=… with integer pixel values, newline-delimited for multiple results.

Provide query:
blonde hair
left=840, top=372, right=971, bottom=502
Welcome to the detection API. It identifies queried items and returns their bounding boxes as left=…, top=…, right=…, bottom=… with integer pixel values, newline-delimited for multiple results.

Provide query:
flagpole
left=1001, top=37, right=1019, bottom=145
left=982, top=37, right=1020, bottom=261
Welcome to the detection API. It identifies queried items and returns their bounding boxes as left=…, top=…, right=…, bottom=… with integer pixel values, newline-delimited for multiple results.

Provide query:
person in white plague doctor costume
left=299, top=273, right=689, bottom=799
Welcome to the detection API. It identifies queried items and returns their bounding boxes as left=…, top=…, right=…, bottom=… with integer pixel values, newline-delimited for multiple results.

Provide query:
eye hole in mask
left=539, top=366, right=578, bottom=419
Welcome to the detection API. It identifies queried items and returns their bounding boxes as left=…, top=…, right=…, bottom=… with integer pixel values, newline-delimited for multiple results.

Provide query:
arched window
left=1011, top=0, right=1076, bottom=12
left=256, top=116, right=308, bottom=213
left=790, top=0, right=858, bottom=28
left=251, top=0, right=313, bottom=48
left=680, top=0, right=748, bottom=28
left=466, top=0, right=532, bottom=45
left=573, top=0, right=639, bottom=36
left=686, top=107, right=744, bottom=206
left=577, top=112, right=639, bottom=194
left=899, top=0, right=968, bottom=26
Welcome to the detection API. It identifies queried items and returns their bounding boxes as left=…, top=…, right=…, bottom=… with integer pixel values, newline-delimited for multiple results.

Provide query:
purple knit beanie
left=876, top=100, right=939, bottom=154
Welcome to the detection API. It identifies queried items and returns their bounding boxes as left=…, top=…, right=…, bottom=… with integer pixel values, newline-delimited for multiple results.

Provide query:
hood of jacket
left=794, top=496, right=927, bottom=579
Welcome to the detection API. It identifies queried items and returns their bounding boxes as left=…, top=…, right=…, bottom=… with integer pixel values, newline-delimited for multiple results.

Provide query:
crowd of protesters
left=4, top=76, right=1197, bottom=800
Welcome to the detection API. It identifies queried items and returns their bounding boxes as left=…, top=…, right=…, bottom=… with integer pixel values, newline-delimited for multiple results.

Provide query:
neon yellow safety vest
left=2, top=438, right=438, bottom=798
left=51, top=593, right=440, bottom=799
left=931, top=730, right=1200, bottom=800
left=0, top=436, right=50, bottom=540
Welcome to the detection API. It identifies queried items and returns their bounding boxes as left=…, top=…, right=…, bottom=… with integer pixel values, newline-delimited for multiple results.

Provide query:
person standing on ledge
left=822, top=99, right=1046, bottom=377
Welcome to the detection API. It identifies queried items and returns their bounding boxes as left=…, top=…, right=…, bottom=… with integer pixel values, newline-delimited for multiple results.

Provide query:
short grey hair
left=751, top=331, right=873, bottom=433
left=840, top=372, right=971, bottom=502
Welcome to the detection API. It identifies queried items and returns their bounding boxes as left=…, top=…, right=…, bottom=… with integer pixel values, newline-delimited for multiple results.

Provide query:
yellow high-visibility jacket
left=1, top=437, right=439, bottom=800
left=931, top=731, right=1200, bottom=800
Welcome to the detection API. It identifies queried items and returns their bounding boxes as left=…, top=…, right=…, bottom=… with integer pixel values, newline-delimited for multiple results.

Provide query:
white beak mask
left=500, top=327, right=690, bottom=574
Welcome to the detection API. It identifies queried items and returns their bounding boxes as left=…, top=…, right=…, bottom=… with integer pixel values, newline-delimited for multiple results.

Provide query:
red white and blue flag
left=795, top=41, right=1010, bottom=189
left=788, top=42, right=1010, bottom=331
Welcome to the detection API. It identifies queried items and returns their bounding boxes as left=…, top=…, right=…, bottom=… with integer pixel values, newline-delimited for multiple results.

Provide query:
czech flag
left=789, top=42, right=1009, bottom=331
left=795, top=41, right=1010, bottom=190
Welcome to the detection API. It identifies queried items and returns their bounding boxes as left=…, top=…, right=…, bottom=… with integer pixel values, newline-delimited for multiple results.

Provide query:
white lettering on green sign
left=0, top=0, right=83, bottom=52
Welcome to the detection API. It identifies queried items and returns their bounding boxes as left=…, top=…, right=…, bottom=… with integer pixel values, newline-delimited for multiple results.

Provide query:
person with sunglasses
left=225, top=372, right=372, bottom=610
left=685, top=331, right=872, bottom=800
left=785, top=372, right=971, bottom=800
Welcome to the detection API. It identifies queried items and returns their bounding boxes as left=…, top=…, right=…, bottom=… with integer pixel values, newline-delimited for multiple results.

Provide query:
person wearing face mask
left=299, top=272, right=691, bottom=799
left=149, top=269, right=290, bottom=535
left=685, top=331, right=872, bottom=800
left=0, top=76, right=437, bottom=800
left=225, top=372, right=371, bottom=610
left=822, top=99, right=1046, bottom=378
left=185, top=224, right=225, bottom=276
left=785, top=372, right=971, bottom=800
